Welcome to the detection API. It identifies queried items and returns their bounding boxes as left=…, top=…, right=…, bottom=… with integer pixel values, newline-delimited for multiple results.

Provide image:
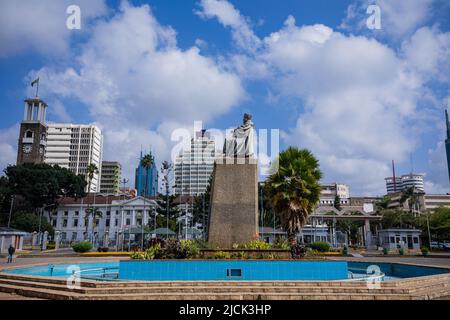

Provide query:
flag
left=31, top=77, right=39, bottom=87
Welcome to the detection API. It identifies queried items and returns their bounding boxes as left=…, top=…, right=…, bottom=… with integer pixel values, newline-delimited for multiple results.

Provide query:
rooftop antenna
left=392, top=160, right=397, bottom=192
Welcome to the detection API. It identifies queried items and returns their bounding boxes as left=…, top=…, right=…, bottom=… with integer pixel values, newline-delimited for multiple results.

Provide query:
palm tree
left=265, top=147, right=322, bottom=248
left=85, top=163, right=98, bottom=242
left=140, top=153, right=154, bottom=249
left=85, top=206, right=103, bottom=245
left=400, top=187, right=421, bottom=215
left=86, top=163, right=99, bottom=194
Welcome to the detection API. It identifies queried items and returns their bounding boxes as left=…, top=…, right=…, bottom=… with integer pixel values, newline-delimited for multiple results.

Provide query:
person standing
left=7, top=244, right=15, bottom=263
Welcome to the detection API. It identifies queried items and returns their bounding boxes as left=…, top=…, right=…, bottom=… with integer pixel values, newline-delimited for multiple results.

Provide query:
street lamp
left=161, top=161, right=173, bottom=239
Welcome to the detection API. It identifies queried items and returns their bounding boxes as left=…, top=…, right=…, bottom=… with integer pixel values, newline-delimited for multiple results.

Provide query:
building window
left=115, top=219, right=118, bottom=227
left=390, top=237, right=395, bottom=243
left=62, top=219, right=68, bottom=228
left=106, top=211, right=111, bottom=216
left=64, top=211, right=68, bottom=216
left=71, top=232, right=77, bottom=241
left=74, top=211, right=79, bottom=216
left=25, top=130, right=33, bottom=138
left=126, top=218, right=131, bottom=225
left=413, top=237, right=419, bottom=244
left=73, top=219, right=78, bottom=227
left=106, top=219, right=110, bottom=227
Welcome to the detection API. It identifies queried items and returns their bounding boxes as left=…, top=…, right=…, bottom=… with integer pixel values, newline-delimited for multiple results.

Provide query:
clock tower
left=16, top=98, right=48, bottom=164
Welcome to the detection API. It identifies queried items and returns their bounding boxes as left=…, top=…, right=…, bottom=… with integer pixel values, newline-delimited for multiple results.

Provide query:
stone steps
left=0, top=278, right=414, bottom=295
left=1, top=273, right=449, bottom=300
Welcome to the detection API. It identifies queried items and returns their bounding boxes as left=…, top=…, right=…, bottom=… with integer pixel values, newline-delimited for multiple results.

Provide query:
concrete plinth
left=207, top=158, right=258, bottom=248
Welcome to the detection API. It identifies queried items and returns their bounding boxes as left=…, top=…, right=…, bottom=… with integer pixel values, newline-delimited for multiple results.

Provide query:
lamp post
left=117, top=178, right=129, bottom=251
left=161, top=161, right=172, bottom=239
left=7, top=195, right=14, bottom=228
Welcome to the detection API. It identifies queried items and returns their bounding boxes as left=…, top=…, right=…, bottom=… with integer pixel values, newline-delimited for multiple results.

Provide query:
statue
left=223, top=113, right=255, bottom=158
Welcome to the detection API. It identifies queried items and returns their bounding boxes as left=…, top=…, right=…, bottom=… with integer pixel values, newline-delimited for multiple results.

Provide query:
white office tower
left=385, top=173, right=425, bottom=194
left=174, top=130, right=215, bottom=195
left=45, top=123, right=103, bottom=192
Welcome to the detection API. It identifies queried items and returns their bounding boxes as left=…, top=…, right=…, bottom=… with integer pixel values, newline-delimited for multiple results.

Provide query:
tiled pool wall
left=118, top=260, right=349, bottom=281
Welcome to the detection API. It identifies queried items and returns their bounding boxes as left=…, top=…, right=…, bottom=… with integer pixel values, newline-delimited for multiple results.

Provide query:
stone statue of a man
left=223, top=113, right=255, bottom=158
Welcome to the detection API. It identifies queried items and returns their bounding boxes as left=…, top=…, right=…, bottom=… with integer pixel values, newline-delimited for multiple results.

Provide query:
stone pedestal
left=207, top=157, right=258, bottom=248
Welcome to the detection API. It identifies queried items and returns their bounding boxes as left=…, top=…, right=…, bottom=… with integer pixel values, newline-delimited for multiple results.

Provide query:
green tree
left=264, top=147, right=322, bottom=248
left=380, top=209, right=415, bottom=229
left=155, top=194, right=181, bottom=233
left=375, top=195, right=391, bottom=212
left=415, top=207, right=450, bottom=242
left=334, top=195, right=341, bottom=211
left=400, top=187, right=421, bottom=214
left=4, top=163, right=86, bottom=213
left=84, top=206, right=103, bottom=242
left=192, top=175, right=212, bottom=236
left=10, top=211, right=54, bottom=236
left=336, top=220, right=363, bottom=246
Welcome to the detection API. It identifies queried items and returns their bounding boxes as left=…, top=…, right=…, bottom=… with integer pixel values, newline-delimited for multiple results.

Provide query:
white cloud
left=340, top=0, right=433, bottom=39
left=0, top=124, right=19, bottom=174
left=25, top=3, right=244, bottom=184
left=196, top=0, right=261, bottom=52
left=200, top=1, right=445, bottom=195
left=0, top=0, right=107, bottom=57
left=402, top=26, right=450, bottom=83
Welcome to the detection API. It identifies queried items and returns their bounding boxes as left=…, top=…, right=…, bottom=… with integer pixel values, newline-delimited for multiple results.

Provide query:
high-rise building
left=100, top=161, right=121, bottom=194
left=385, top=173, right=424, bottom=194
left=45, top=123, right=103, bottom=192
left=16, top=98, right=48, bottom=165
left=135, top=151, right=158, bottom=197
left=445, top=110, right=450, bottom=183
left=174, top=130, right=215, bottom=195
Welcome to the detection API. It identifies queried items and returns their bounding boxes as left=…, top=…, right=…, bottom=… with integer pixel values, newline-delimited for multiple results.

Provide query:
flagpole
left=35, top=79, right=39, bottom=98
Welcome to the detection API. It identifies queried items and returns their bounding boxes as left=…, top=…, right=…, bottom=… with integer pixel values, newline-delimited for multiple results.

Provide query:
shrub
left=130, top=252, right=145, bottom=260
left=214, top=251, right=231, bottom=259
left=341, top=246, right=348, bottom=255
left=272, top=238, right=290, bottom=250
left=421, top=246, right=429, bottom=256
left=71, top=241, right=93, bottom=253
left=383, top=247, right=389, bottom=255
left=398, top=248, right=404, bottom=256
left=180, top=240, right=200, bottom=259
left=291, top=244, right=307, bottom=259
left=46, top=243, right=56, bottom=250
left=243, top=240, right=271, bottom=250
left=97, top=247, right=109, bottom=252
left=310, top=242, right=331, bottom=253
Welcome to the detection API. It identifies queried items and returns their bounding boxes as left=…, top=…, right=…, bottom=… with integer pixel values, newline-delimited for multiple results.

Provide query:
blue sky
left=0, top=0, right=449, bottom=196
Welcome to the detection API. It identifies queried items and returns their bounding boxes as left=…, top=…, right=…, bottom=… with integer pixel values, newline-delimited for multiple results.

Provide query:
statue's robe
left=223, top=120, right=255, bottom=158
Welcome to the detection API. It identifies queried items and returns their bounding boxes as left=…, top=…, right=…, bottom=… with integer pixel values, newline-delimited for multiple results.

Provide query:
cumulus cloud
left=0, top=124, right=19, bottom=174
left=340, top=0, right=434, bottom=39
left=200, top=0, right=449, bottom=195
left=196, top=0, right=261, bottom=52
left=25, top=2, right=244, bottom=182
left=402, top=26, right=450, bottom=83
left=0, top=0, right=107, bottom=57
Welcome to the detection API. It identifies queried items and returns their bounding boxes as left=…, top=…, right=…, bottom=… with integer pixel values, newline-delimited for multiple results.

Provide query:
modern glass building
left=135, top=151, right=158, bottom=197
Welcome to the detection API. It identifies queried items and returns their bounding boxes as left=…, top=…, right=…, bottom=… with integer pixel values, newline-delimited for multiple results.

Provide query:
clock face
left=23, top=145, right=32, bottom=154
